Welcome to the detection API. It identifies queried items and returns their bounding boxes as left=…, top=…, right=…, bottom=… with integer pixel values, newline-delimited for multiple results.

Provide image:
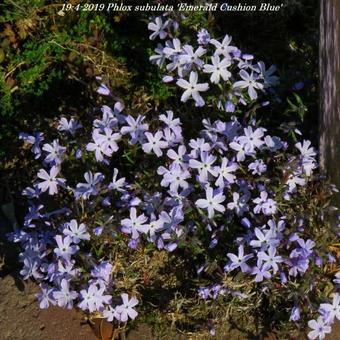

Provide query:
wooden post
left=319, top=0, right=340, bottom=205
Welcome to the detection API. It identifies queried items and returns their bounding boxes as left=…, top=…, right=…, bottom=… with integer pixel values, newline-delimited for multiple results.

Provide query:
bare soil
left=0, top=275, right=97, bottom=340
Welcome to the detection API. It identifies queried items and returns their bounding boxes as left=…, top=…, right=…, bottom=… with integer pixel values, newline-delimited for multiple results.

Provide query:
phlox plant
left=10, top=13, right=339, bottom=339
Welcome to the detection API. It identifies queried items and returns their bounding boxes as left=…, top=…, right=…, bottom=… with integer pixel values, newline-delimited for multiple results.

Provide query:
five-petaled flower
left=176, top=71, right=209, bottom=107
left=37, top=166, right=65, bottom=195
left=195, top=186, right=226, bottom=218
left=115, top=294, right=139, bottom=322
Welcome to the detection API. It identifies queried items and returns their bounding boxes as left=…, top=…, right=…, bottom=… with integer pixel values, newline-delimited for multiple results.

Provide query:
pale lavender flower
left=20, top=256, right=43, bottom=280
left=251, top=260, right=272, bottom=282
left=238, top=127, right=265, bottom=151
left=287, top=253, right=309, bottom=277
left=54, top=235, right=79, bottom=260
left=189, top=138, right=211, bottom=158
left=22, top=185, right=41, bottom=199
left=250, top=227, right=278, bottom=250
left=264, top=135, right=283, bottom=151
left=78, top=284, right=98, bottom=312
left=163, top=38, right=182, bottom=57
left=37, top=166, right=65, bottom=195
left=91, top=261, right=113, bottom=284
left=102, top=196, right=111, bottom=207
left=224, top=100, right=235, bottom=113
left=210, top=34, right=237, bottom=58
left=286, top=174, right=306, bottom=193
left=63, top=220, right=90, bottom=244
left=24, top=204, right=43, bottom=227
left=214, top=157, right=238, bottom=188
left=145, top=218, right=165, bottom=241
left=19, top=132, right=44, bottom=159
left=98, top=128, right=121, bottom=153
left=115, top=293, right=138, bottom=322
left=233, top=70, right=264, bottom=100
left=296, top=238, right=315, bottom=257
left=159, top=163, right=190, bottom=192
left=159, top=206, right=183, bottom=232
left=108, top=168, right=126, bottom=192
left=176, top=71, right=209, bottom=107
left=166, top=145, right=188, bottom=165
left=97, top=83, right=111, bottom=96
left=226, top=245, right=253, bottom=273
left=334, top=272, right=340, bottom=285
left=227, top=192, right=249, bottom=216
left=148, top=17, right=168, bottom=40
left=103, top=306, right=120, bottom=322
left=229, top=140, right=253, bottom=162
left=78, top=283, right=111, bottom=312
left=164, top=39, right=183, bottom=74
left=195, top=187, right=226, bottom=219
left=163, top=127, right=182, bottom=147
left=163, top=75, right=174, bottom=83
left=53, top=278, right=78, bottom=309
left=128, top=238, right=139, bottom=249
left=237, top=53, right=255, bottom=69
left=93, top=226, right=103, bottom=236
left=36, top=284, right=56, bottom=309
left=86, top=129, right=112, bottom=162
left=94, top=105, right=118, bottom=131
left=58, top=117, right=82, bottom=136
left=258, top=246, right=283, bottom=273
left=112, top=101, right=125, bottom=124
left=253, top=191, right=269, bottom=214
left=75, top=148, right=82, bottom=159
left=150, top=43, right=166, bottom=66
left=56, top=260, right=78, bottom=279
left=189, top=151, right=217, bottom=183
left=142, top=131, right=168, bottom=157
left=295, top=140, right=316, bottom=159
left=248, top=159, right=267, bottom=175
left=121, top=207, right=148, bottom=239
left=198, top=287, right=210, bottom=299
left=203, top=55, right=232, bottom=84
left=179, top=45, right=206, bottom=69
left=319, top=293, right=340, bottom=323
left=256, top=62, right=279, bottom=87
left=197, top=28, right=210, bottom=45
left=262, top=199, right=278, bottom=215
left=120, top=115, right=148, bottom=144
left=42, top=139, right=66, bottom=165
left=307, top=316, right=331, bottom=340
left=290, top=306, right=301, bottom=321
left=75, top=171, right=104, bottom=200
left=159, top=110, right=181, bottom=131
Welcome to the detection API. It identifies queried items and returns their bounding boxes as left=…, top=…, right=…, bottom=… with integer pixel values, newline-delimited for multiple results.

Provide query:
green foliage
left=286, top=93, right=308, bottom=122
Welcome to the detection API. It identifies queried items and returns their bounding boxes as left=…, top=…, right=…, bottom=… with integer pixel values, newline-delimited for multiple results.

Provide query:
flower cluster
left=149, top=15, right=279, bottom=110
